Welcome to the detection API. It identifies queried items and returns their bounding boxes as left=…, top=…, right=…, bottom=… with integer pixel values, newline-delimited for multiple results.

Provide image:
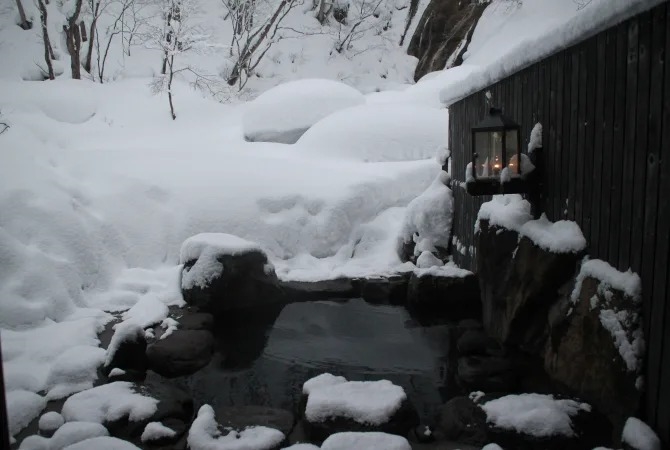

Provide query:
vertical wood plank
left=568, top=49, right=580, bottom=221
left=600, top=29, right=617, bottom=261
left=553, top=51, right=565, bottom=222
left=646, top=4, right=670, bottom=430
left=619, top=17, right=639, bottom=271
left=575, top=44, right=587, bottom=232
left=582, top=37, right=597, bottom=250
left=562, top=50, right=573, bottom=220
left=590, top=32, right=607, bottom=260
left=608, top=22, right=629, bottom=265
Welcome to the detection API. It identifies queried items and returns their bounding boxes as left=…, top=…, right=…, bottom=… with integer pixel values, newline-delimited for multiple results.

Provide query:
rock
left=435, top=396, right=488, bottom=446
left=106, top=374, right=194, bottom=447
left=180, top=233, right=283, bottom=316
left=280, top=279, right=358, bottom=302
left=407, top=0, right=488, bottom=80
left=146, top=330, right=213, bottom=378
left=456, top=329, right=503, bottom=356
left=476, top=220, right=582, bottom=354
left=544, top=273, right=644, bottom=437
left=456, top=355, right=516, bottom=393
left=212, top=405, right=295, bottom=437
left=437, top=393, right=611, bottom=450
left=104, top=322, right=148, bottom=376
left=406, top=272, right=481, bottom=321
left=359, top=275, right=409, bottom=305
left=303, top=398, right=419, bottom=443
left=176, top=311, right=214, bottom=331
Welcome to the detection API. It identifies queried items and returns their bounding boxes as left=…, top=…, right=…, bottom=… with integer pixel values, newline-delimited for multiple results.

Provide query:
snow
left=281, top=445, right=320, bottom=450
left=19, top=421, right=110, bottom=450
left=481, top=393, right=591, bottom=438
left=105, top=322, right=145, bottom=368
left=187, top=404, right=285, bottom=450
left=7, top=390, right=46, bottom=436
left=38, top=411, right=65, bottom=432
left=243, top=79, right=365, bottom=144
left=518, top=214, right=586, bottom=254
left=180, top=233, right=265, bottom=290
left=416, top=251, right=443, bottom=269
left=296, top=105, right=448, bottom=162
left=141, top=421, right=177, bottom=443
left=61, top=381, right=159, bottom=424
left=398, top=171, right=453, bottom=258
left=572, top=259, right=642, bottom=301
left=320, top=432, right=412, bottom=450
left=475, top=195, right=532, bottom=233
left=599, top=309, right=645, bottom=373
left=622, top=417, right=661, bottom=450
left=413, top=262, right=472, bottom=279
left=482, top=445, right=503, bottom=450
left=305, top=378, right=407, bottom=426
left=109, top=368, right=126, bottom=378
left=160, top=317, right=179, bottom=339
left=438, top=0, right=666, bottom=107
left=476, top=197, right=586, bottom=253
left=302, top=373, right=347, bottom=395
left=62, top=436, right=141, bottom=450
left=528, top=123, right=543, bottom=154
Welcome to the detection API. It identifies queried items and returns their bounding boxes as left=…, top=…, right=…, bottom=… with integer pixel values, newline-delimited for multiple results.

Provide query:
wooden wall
left=448, top=2, right=670, bottom=443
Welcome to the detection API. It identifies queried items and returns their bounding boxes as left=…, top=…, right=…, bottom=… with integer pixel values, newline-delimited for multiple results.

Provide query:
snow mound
left=142, top=421, right=177, bottom=443
left=38, top=411, right=65, bottom=432
left=481, top=393, right=591, bottom=438
left=62, top=436, right=140, bottom=450
left=304, top=377, right=407, bottom=425
left=320, top=432, right=411, bottom=450
left=44, top=345, right=106, bottom=400
left=105, top=322, right=145, bottom=368
left=572, top=259, right=642, bottom=301
left=302, top=373, right=347, bottom=395
left=7, top=389, right=46, bottom=436
left=398, top=171, right=453, bottom=258
left=296, top=104, right=447, bottom=162
left=481, top=445, right=503, bottom=450
left=243, top=79, right=365, bottom=144
left=179, top=233, right=266, bottom=290
left=187, top=404, right=285, bottom=450
left=281, top=444, right=320, bottom=450
left=19, top=421, right=110, bottom=450
left=518, top=214, right=586, bottom=254
left=61, top=381, right=158, bottom=424
left=475, top=194, right=532, bottom=233
left=622, top=417, right=661, bottom=450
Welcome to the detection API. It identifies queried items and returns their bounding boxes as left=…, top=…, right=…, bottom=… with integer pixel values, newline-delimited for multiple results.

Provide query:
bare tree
left=37, top=0, right=55, bottom=80
left=314, top=0, right=332, bottom=24
left=15, top=0, right=32, bottom=29
left=0, top=111, right=9, bottom=135
left=331, top=0, right=386, bottom=54
left=64, top=0, right=84, bottom=79
left=84, top=0, right=104, bottom=73
left=220, top=0, right=300, bottom=89
left=148, top=0, right=211, bottom=119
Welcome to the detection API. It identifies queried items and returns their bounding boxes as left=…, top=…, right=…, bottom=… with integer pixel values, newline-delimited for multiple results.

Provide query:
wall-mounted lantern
left=466, top=107, right=531, bottom=196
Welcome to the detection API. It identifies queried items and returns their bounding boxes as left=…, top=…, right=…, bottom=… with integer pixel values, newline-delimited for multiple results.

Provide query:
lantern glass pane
left=475, top=131, right=503, bottom=177
left=506, top=129, right=520, bottom=173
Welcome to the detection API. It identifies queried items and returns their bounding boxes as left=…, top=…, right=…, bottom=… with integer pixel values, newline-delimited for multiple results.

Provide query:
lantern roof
left=472, top=108, right=520, bottom=132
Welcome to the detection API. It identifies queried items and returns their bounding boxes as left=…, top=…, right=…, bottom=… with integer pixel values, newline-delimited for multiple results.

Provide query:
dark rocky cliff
left=408, top=0, right=488, bottom=81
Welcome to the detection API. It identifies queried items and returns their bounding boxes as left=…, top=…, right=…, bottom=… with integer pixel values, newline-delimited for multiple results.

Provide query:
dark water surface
left=183, top=298, right=453, bottom=421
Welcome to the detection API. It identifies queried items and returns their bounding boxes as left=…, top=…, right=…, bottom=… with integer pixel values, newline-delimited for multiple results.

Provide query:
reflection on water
left=184, top=299, right=452, bottom=420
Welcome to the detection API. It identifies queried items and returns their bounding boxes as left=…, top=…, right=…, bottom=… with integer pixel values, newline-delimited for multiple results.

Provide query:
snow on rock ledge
left=622, top=417, right=661, bottom=450
left=301, top=374, right=419, bottom=442
left=481, top=393, right=591, bottom=438
left=321, top=431, right=412, bottom=450
left=296, top=104, right=448, bottom=162
left=243, top=79, right=365, bottom=144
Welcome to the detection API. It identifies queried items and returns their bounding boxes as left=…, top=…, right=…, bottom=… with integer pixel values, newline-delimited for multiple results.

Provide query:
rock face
left=456, top=355, right=516, bottom=393
left=407, top=0, right=488, bottom=81
left=545, top=275, right=644, bottom=437
left=406, top=272, right=481, bottom=321
left=476, top=219, right=582, bottom=353
left=146, top=330, right=214, bottom=378
left=104, top=323, right=148, bottom=377
left=180, top=234, right=283, bottom=316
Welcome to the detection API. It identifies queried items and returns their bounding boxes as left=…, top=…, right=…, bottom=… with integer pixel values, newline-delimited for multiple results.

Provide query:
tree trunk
left=399, top=0, right=419, bottom=46
left=167, top=56, right=176, bottom=120
left=84, top=2, right=100, bottom=74
left=15, top=0, right=31, bottom=29
left=37, top=0, right=55, bottom=80
left=64, top=0, right=84, bottom=79
left=316, top=0, right=328, bottom=24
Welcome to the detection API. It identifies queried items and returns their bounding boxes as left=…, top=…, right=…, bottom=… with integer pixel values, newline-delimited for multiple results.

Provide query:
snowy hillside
left=0, top=0, right=661, bottom=445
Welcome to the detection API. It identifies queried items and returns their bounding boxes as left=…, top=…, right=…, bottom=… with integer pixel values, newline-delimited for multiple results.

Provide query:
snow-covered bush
left=242, top=78, right=365, bottom=144
left=397, top=171, right=453, bottom=262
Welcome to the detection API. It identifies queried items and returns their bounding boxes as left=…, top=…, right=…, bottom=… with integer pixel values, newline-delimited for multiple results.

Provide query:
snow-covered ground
left=1, top=0, right=660, bottom=444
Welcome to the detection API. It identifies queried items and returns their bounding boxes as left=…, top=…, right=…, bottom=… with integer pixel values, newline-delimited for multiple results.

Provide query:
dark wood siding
left=448, top=1, right=669, bottom=443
